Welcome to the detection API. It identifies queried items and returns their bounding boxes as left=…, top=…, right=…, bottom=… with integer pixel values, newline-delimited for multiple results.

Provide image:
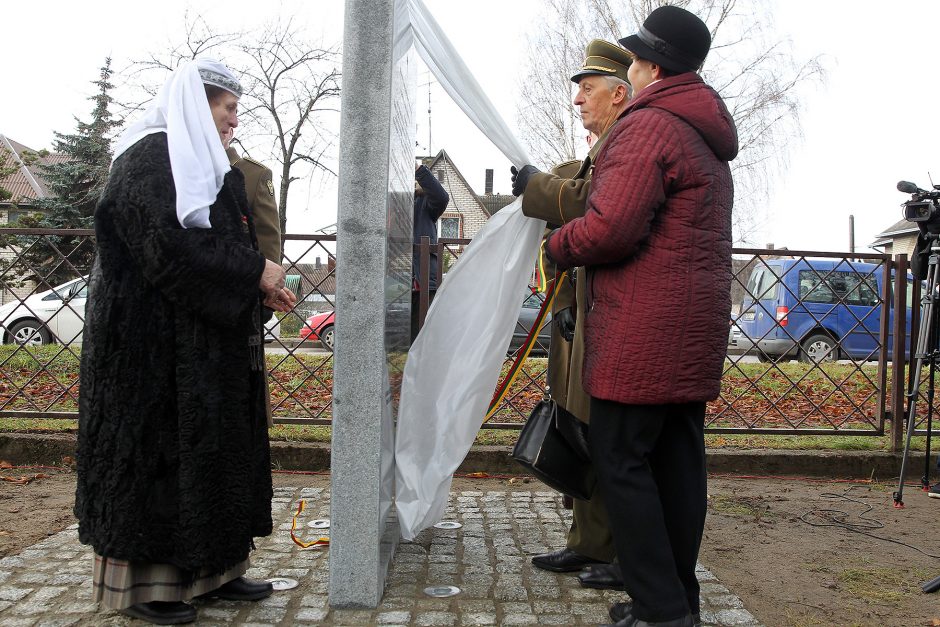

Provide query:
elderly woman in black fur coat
left=74, top=59, right=295, bottom=625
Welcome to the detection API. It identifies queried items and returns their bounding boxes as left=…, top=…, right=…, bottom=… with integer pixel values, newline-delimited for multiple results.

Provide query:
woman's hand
left=264, top=287, right=297, bottom=313
left=260, top=259, right=286, bottom=294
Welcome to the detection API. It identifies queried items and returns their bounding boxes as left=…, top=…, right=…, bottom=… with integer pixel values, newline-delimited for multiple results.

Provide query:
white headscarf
left=112, top=59, right=242, bottom=229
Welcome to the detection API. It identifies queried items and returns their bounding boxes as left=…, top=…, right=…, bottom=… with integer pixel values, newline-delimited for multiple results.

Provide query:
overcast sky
left=4, top=1, right=940, bottom=254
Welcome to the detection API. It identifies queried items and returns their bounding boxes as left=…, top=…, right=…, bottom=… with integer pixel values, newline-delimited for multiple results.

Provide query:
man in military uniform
left=224, top=131, right=282, bottom=427
left=511, top=39, right=632, bottom=591
left=224, top=132, right=282, bottom=267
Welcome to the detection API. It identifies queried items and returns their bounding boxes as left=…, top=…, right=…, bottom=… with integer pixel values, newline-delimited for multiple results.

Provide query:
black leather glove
left=510, top=164, right=540, bottom=196
left=554, top=307, right=576, bottom=342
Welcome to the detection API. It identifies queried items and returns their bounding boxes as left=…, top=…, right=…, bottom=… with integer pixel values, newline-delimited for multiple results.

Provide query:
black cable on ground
left=799, top=485, right=940, bottom=560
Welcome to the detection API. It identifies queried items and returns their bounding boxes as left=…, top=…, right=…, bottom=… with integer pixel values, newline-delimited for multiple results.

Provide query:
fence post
left=890, top=254, right=908, bottom=452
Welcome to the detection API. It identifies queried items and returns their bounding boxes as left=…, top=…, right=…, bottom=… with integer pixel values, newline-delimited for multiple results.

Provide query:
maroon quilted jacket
left=545, top=72, right=737, bottom=405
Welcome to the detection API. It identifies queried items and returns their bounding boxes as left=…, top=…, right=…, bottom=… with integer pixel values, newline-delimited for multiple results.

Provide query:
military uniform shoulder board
left=265, top=179, right=275, bottom=196
left=242, top=156, right=267, bottom=168
left=556, top=159, right=580, bottom=168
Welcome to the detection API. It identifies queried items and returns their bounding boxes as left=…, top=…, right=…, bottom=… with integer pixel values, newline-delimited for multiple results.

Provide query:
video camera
left=898, top=180, right=940, bottom=231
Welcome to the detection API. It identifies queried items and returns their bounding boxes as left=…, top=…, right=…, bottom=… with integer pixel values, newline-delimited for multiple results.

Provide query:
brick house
left=418, top=149, right=493, bottom=242
left=0, top=135, right=69, bottom=304
left=871, top=218, right=919, bottom=257
left=0, top=134, right=64, bottom=224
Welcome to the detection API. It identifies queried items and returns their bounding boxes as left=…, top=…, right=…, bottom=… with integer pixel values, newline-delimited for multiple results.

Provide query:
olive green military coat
left=520, top=127, right=612, bottom=424
left=227, top=147, right=281, bottom=263
left=520, top=129, right=617, bottom=560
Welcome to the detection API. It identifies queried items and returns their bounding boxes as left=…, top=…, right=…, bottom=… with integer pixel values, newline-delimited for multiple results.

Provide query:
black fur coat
left=74, top=132, right=273, bottom=573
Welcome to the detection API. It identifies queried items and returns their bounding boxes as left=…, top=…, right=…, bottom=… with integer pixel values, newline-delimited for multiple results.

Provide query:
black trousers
left=410, top=289, right=436, bottom=343
left=589, top=397, right=707, bottom=622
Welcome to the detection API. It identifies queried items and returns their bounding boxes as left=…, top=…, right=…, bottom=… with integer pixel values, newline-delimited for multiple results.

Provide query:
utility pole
left=418, top=75, right=435, bottom=154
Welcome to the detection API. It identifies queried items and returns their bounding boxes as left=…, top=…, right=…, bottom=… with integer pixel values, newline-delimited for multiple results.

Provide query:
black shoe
left=120, top=601, right=197, bottom=625
left=609, top=603, right=701, bottom=627
left=200, top=576, right=274, bottom=601
left=929, top=482, right=940, bottom=499
left=578, top=563, right=623, bottom=590
left=530, top=548, right=607, bottom=573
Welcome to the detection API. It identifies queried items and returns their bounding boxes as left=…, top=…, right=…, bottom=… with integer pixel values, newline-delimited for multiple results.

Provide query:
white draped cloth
left=394, top=0, right=547, bottom=540
left=111, top=59, right=239, bottom=229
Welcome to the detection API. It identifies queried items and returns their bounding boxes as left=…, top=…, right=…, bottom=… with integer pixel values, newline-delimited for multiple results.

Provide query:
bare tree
left=237, top=18, right=340, bottom=235
left=516, top=0, right=825, bottom=244
left=119, top=13, right=341, bottom=235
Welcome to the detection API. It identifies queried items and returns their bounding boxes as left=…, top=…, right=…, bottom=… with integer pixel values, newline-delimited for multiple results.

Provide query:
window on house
left=440, top=216, right=460, bottom=239
left=6, top=210, right=27, bottom=225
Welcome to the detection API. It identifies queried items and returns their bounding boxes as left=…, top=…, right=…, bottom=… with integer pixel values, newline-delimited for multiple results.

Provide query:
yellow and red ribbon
left=289, top=500, right=330, bottom=549
left=483, top=271, right=565, bottom=422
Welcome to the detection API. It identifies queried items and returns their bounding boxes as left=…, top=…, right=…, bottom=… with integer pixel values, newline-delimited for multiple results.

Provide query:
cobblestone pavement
left=0, top=487, right=762, bottom=626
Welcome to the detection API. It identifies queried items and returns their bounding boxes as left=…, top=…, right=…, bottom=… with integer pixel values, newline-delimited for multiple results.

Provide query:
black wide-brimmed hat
left=618, top=5, right=711, bottom=74
left=570, top=39, right=632, bottom=84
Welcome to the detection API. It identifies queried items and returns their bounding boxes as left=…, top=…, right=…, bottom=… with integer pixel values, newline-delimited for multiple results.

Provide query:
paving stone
left=700, top=582, right=731, bottom=595
left=16, top=573, right=51, bottom=585
left=200, top=607, right=241, bottom=620
left=34, top=617, right=82, bottom=627
left=294, top=607, right=329, bottom=622
left=0, top=586, right=32, bottom=602
left=376, top=610, right=412, bottom=623
left=709, top=594, right=745, bottom=609
left=244, top=605, right=287, bottom=623
left=460, top=612, right=497, bottom=625
left=701, top=608, right=760, bottom=625
left=502, top=613, right=538, bottom=625
left=415, top=610, right=458, bottom=626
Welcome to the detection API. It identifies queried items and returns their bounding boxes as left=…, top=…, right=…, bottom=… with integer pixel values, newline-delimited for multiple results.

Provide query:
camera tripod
left=892, top=230, right=940, bottom=593
left=894, top=230, right=940, bottom=508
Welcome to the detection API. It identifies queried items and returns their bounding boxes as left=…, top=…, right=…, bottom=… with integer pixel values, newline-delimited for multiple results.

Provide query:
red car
left=300, top=310, right=335, bottom=351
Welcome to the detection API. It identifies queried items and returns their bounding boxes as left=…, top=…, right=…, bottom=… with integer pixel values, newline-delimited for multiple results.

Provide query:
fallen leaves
left=0, top=473, right=49, bottom=485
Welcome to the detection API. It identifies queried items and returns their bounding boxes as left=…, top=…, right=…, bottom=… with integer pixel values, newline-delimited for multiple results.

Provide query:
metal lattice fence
left=0, top=228, right=934, bottom=441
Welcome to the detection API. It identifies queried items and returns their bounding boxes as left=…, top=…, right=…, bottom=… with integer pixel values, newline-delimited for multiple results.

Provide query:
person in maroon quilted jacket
left=544, top=7, right=738, bottom=627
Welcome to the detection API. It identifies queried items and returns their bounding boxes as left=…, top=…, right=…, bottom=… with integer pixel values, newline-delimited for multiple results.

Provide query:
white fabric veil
left=111, top=59, right=238, bottom=229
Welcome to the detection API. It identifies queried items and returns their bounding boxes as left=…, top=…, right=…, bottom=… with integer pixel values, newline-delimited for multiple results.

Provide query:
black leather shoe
left=609, top=602, right=701, bottom=627
left=530, top=548, right=607, bottom=573
left=578, top=563, right=624, bottom=590
left=120, top=601, right=197, bottom=625
left=200, top=576, right=273, bottom=601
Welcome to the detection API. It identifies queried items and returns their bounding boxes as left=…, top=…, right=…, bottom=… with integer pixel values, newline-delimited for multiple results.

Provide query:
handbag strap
left=483, top=270, right=565, bottom=423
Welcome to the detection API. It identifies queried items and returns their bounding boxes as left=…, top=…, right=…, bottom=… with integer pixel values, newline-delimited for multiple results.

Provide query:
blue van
left=737, top=258, right=913, bottom=363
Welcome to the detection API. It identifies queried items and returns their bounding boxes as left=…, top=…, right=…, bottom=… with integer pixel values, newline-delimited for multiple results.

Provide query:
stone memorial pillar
left=329, top=0, right=415, bottom=608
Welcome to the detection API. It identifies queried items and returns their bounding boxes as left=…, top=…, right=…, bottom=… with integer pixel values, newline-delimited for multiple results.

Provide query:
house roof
left=870, top=217, right=919, bottom=248
left=291, top=262, right=336, bottom=296
left=0, top=134, right=65, bottom=206
left=421, top=149, right=492, bottom=217
left=874, top=217, right=918, bottom=238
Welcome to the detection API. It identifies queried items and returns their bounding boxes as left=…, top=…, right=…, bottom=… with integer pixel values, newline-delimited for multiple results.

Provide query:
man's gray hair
left=601, top=75, right=632, bottom=99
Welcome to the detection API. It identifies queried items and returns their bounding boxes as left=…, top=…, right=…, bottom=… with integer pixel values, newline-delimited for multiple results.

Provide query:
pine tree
left=21, top=59, right=120, bottom=286
left=39, top=58, right=119, bottom=229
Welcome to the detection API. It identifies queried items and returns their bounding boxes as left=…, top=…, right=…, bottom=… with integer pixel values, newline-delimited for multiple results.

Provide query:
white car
left=0, top=276, right=280, bottom=346
left=0, top=276, right=88, bottom=345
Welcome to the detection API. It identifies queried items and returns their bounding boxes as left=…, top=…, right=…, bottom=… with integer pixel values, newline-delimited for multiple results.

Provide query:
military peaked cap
left=570, top=39, right=632, bottom=84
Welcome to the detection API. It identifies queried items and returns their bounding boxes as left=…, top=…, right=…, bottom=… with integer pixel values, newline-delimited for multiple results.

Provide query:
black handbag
left=511, top=397, right=595, bottom=500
